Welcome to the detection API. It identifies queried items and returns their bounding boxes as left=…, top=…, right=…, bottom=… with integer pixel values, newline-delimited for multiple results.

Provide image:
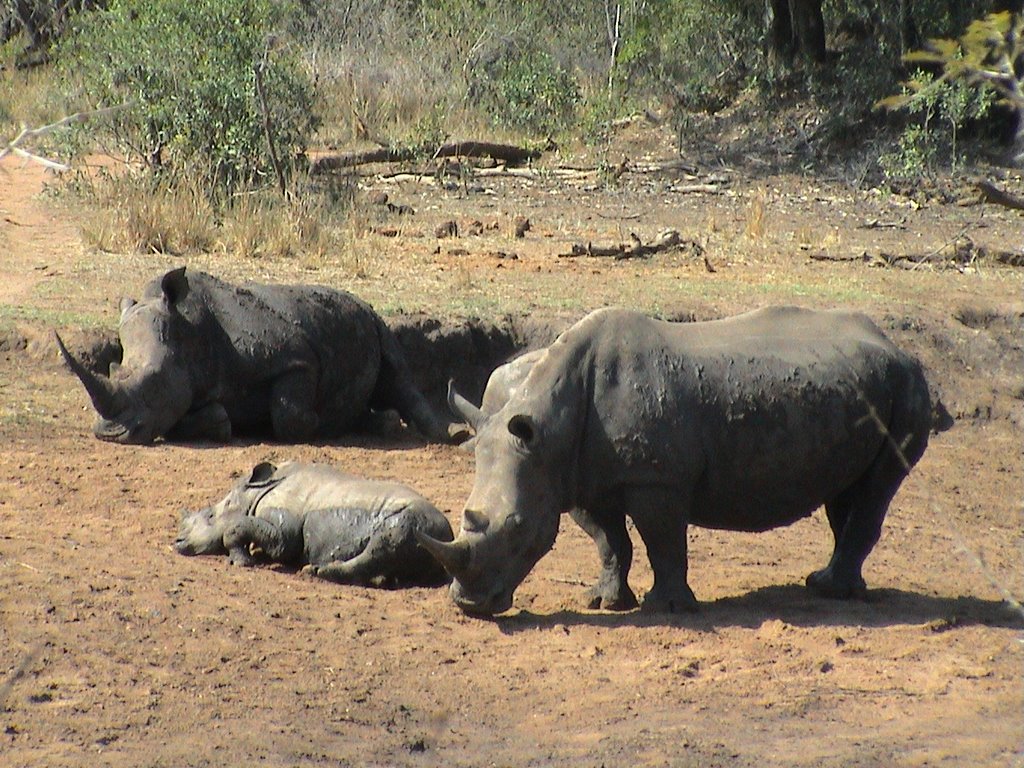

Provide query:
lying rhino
left=175, top=461, right=454, bottom=587
left=419, top=306, right=933, bottom=615
left=56, top=267, right=463, bottom=444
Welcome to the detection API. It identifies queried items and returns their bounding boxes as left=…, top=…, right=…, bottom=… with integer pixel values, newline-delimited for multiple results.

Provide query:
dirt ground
left=1, top=120, right=1023, bottom=767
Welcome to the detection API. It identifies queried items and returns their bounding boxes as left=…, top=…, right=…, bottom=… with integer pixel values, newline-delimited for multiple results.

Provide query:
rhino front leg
left=270, top=370, right=320, bottom=441
left=223, top=509, right=303, bottom=566
left=627, top=486, right=698, bottom=614
left=167, top=402, right=232, bottom=442
left=569, top=506, right=638, bottom=611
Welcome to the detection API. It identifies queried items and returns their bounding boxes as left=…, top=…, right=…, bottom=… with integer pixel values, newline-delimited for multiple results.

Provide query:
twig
left=976, top=179, right=1024, bottom=211
left=0, top=105, right=129, bottom=172
left=0, top=643, right=43, bottom=709
left=254, top=53, right=288, bottom=201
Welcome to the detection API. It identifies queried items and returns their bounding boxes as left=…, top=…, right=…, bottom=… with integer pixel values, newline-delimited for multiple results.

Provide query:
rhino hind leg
left=267, top=370, right=323, bottom=441
left=806, top=438, right=920, bottom=599
left=373, top=331, right=468, bottom=445
left=569, top=506, right=638, bottom=611
left=312, top=516, right=450, bottom=587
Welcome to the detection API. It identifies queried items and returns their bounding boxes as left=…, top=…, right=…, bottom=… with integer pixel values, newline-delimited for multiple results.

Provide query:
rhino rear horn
left=447, top=380, right=484, bottom=431
left=54, top=332, right=124, bottom=419
left=415, top=529, right=471, bottom=576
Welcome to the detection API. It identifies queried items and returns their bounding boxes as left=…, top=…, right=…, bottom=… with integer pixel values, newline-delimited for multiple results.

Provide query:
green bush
left=58, top=0, right=318, bottom=194
left=879, top=70, right=995, bottom=180
left=469, top=41, right=579, bottom=137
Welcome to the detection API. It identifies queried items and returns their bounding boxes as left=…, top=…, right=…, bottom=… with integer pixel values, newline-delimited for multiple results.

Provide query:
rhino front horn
left=447, top=380, right=483, bottom=431
left=54, top=332, right=123, bottom=418
left=415, top=529, right=471, bottom=575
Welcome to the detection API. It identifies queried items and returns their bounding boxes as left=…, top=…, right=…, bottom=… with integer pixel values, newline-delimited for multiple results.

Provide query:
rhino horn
left=54, top=332, right=124, bottom=418
left=447, top=380, right=484, bottom=431
left=415, top=529, right=471, bottom=575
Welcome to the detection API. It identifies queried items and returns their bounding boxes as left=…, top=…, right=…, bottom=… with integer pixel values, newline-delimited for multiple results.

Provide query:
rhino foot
left=583, top=583, right=639, bottom=612
left=640, top=583, right=698, bottom=614
left=805, top=568, right=867, bottom=600
left=228, top=547, right=257, bottom=567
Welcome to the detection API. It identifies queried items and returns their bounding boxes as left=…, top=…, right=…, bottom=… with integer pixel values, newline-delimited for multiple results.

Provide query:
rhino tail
left=374, top=320, right=469, bottom=444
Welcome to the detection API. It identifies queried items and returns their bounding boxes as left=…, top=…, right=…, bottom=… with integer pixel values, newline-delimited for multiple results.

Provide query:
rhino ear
left=248, top=462, right=277, bottom=485
left=507, top=414, right=538, bottom=447
left=118, top=297, right=137, bottom=320
left=161, top=267, right=190, bottom=308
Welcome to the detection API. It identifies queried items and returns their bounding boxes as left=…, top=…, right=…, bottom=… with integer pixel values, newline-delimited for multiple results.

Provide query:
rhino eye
left=507, top=414, right=537, bottom=446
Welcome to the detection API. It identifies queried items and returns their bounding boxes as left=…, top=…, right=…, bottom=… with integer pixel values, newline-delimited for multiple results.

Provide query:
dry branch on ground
left=558, top=228, right=700, bottom=260
left=310, top=140, right=543, bottom=174
left=976, top=179, right=1024, bottom=211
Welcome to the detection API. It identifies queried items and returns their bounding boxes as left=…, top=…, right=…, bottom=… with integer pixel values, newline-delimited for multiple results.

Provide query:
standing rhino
left=175, top=461, right=454, bottom=587
left=55, top=267, right=464, bottom=445
left=419, top=306, right=933, bottom=616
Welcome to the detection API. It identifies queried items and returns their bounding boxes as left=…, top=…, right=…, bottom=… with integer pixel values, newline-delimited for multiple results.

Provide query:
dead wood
left=808, top=251, right=866, bottom=262
left=976, top=180, right=1024, bottom=211
left=310, top=140, right=542, bottom=175
left=558, top=229, right=699, bottom=260
left=311, top=147, right=417, bottom=173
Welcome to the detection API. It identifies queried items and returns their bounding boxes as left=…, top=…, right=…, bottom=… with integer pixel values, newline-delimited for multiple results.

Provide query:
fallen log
left=976, top=179, right=1024, bottom=211
left=310, top=140, right=543, bottom=174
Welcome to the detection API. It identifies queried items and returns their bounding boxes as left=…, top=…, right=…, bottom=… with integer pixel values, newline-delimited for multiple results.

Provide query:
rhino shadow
left=493, top=587, right=1023, bottom=634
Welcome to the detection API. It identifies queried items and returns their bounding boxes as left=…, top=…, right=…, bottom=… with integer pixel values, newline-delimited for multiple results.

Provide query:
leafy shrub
left=58, top=0, right=318, bottom=194
left=468, top=41, right=579, bottom=137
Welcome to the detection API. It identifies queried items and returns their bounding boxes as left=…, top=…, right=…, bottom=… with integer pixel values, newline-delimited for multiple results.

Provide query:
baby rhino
left=175, top=461, right=454, bottom=587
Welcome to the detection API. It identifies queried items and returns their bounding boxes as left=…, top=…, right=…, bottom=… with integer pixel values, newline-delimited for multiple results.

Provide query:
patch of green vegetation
left=0, top=303, right=109, bottom=330
left=59, top=0, right=318, bottom=195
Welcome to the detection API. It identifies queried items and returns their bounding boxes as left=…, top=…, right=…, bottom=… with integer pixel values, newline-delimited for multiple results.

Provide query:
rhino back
left=170, top=273, right=384, bottom=433
left=523, top=307, right=930, bottom=532
left=256, top=464, right=444, bottom=527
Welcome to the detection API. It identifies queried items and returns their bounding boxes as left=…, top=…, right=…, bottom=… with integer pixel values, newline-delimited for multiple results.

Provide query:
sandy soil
left=1, top=129, right=1022, bottom=768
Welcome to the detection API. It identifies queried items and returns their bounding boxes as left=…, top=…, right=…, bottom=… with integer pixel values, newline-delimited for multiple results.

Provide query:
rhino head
left=56, top=267, right=197, bottom=444
left=418, top=385, right=569, bottom=615
left=175, top=462, right=280, bottom=556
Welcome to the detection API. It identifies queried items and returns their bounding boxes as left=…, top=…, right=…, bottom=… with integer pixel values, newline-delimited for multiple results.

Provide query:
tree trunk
left=767, top=0, right=796, bottom=63
left=789, top=0, right=826, bottom=63
left=767, top=0, right=826, bottom=65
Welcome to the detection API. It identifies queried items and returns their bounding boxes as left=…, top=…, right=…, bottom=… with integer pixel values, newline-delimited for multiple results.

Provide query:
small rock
left=513, top=216, right=531, bottom=238
left=435, top=220, right=459, bottom=238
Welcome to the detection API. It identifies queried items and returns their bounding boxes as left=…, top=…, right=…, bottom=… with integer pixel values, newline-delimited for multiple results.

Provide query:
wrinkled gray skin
left=55, top=267, right=463, bottom=445
left=420, top=306, right=933, bottom=616
left=449, top=349, right=544, bottom=450
left=175, top=461, right=453, bottom=586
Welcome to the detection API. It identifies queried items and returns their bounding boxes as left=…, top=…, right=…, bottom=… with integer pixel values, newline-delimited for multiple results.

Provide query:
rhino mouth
left=174, top=508, right=223, bottom=556
left=449, top=580, right=514, bottom=616
left=93, top=415, right=153, bottom=444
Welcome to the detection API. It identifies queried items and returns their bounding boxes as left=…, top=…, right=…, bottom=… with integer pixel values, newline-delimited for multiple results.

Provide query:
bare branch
left=0, top=105, right=131, bottom=171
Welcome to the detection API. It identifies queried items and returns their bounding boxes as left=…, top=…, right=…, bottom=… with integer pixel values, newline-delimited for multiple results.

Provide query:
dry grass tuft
left=73, top=169, right=355, bottom=265
left=744, top=189, right=767, bottom=240
left=78, top=172, right=217, bottom=255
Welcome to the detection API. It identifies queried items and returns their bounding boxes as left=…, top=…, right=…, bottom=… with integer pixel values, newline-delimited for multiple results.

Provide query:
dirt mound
left=883, top=304, right=1024, bottom=425
left=389, top=312, right=569, bottom=408
left=50, top=304, right=1022, bottom=432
